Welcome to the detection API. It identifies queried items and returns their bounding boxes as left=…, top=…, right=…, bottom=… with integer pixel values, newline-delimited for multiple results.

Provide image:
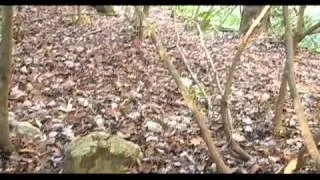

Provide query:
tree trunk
left=283, top=6, right=320, bottom=170
left=293, top=6, right=306, bottom=54
left=220, top=5, right=270, bottom=161
left=76, top=6, right=81, bottom=24
left=134, top=6, right=145, bottom=40
left=143, top=6, right=149, bottom=17
left=239, top=6, right=270, bottom=34
left=0, top=6, right=14, bottom=152
left=273, top=74, right=287, bottom=137
left=150, top=25, right=232, bottom=174
left=92, top=6, right=116, bottom=16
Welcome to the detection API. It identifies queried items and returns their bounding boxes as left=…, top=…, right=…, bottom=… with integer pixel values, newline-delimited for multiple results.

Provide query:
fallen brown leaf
left=284, top=157, right=298, bottom=174
left=190, top=136, right=204, bottom=146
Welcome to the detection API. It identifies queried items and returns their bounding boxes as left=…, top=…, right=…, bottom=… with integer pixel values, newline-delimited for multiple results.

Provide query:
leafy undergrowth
left=0, top=6, right=319, bottom=173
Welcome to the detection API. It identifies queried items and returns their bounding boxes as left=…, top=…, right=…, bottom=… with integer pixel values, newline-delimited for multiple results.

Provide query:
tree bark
left=297, top=130, right=320, bottom=170
left=143, top=6, right=150, bottom=17
left=134, top=7, right=145, bottom=40
left=76, top=6, right=81, bottom=24
left=221, top=5, right=270, bottom=161
left=273, top=75, right=287, bottom=137
left=274, top=7, right=306, bottom=125
left=293, top=6, right=306, bottom=54
left=282, top=6, right=320, bottom=171
left=239, top=6, right=270, bottom=34
left=290, top=7, right=320, bottom=52
left=147, top=12, right=232, bottom=173
left=0, top=6, right=14, bottom=152
left=151, top=31, right=232, bottom=173
left=92, top=6, right=116, bottom=16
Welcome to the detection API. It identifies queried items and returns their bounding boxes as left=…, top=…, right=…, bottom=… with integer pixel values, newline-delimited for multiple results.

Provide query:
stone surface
left=9, top=112, right=43, bottom=139
left=145, top=120, right=163, bottom=133
left=63, top=131, right=142, bottom=173
left=14, top=121, right=43, bottom=139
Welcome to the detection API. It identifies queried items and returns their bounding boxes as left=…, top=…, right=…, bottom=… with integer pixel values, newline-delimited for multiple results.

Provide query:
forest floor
left=1, top=6, right=320, bottom=173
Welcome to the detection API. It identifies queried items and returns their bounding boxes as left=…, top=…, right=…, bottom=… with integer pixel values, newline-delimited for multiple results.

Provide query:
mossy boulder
left=63, top=132, right=142, bottom=173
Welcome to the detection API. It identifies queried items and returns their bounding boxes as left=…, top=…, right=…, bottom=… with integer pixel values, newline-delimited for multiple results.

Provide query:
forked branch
left=195, top=23, right=250, bottom=160
left=173, top=15, right=213, bottom=118
left=220, top=5, right=270, bottom=161
left=283, top=6, right=320, bottom=171
left=297, top=21, right=320, bottom=43
left=147, top=16, right=232, bottom=173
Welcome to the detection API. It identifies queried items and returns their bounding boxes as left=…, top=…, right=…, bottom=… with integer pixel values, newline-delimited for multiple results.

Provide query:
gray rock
left=244, top=125, right=253, bottom=132
left=167, top=120, right=177, bottom=128
left=145, top=120, right=163, bottom=133
left=175, top=123, right=188, bottom=132
left=63, top=132, right=142, bottom=173
left=14, top=121, right=43, bottom=139
left=181, top=116, right=192, bottom=124
left=9, top=112, right=43, bottom=139
left=164, top=115, right=191, bottom=132
left=242, top=117, right=253, bottom=125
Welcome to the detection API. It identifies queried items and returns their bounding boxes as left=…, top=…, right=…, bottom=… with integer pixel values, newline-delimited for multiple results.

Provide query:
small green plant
left=300, top=34, right=320, bottom=52
left=174, top=6, right=241, bottom=32
left=181, top=77, right=204, bottom=100
left=190, top=85, right=203, bottom=100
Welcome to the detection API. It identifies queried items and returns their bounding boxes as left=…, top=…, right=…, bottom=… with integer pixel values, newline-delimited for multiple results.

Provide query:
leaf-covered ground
left=1, top=6, right=320, bottom=173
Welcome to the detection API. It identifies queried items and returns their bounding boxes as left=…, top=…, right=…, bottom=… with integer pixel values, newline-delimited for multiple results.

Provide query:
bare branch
left=283, top=6, right=320, bottom=171
left=295, top=6, right=306, bottom=36
left=173, top=15, right=213, bottom=118
left=147, top=13, right=232, bottom=173
left=273, top=76, right=287, bottom=137
left=297, top=21, right=320, bottom=43
left=219, top=6, right=237, bottom=27
left=195, top=22, right=253, bottom=160
left=220, top=5, right=270, bottom=161
left=195, top=24, right=223, bottom=94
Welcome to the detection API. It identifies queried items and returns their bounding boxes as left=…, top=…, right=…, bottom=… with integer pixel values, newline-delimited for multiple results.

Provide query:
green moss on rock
left=63, top=132, right=142, bottom=173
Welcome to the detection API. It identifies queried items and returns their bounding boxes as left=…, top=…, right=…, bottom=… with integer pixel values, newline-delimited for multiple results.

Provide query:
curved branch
left=297, top=21, right=320, bottom=43
left=147, top=14, right=232, bottom=173
left=220, top=5, right=270, bottom=161
left=283, top=6, right=320, bottom=171
left=295, top=6, right=306, bottom=37
left=196, top=22, right=251, bottom=161
left=173, top=16, right=213, bottom=118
